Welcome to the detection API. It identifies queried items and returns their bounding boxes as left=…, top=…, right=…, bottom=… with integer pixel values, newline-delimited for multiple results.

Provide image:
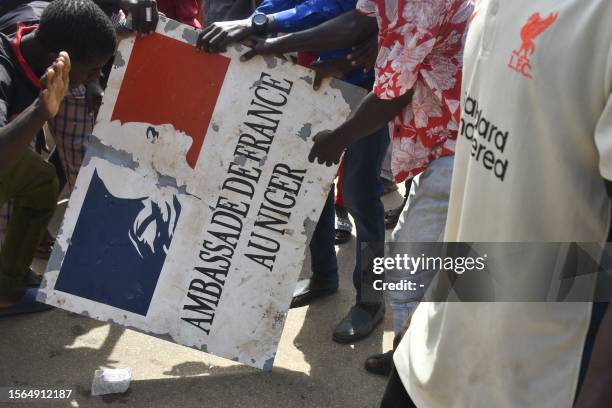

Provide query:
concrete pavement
left=0, top=187, right=405, bottom=408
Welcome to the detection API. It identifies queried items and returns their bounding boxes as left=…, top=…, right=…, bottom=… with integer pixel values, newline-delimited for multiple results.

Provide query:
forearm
left=264, top=0, right=355, bottom=34
left=0, top=99, right=47, bottom=172
left=336, top=90, right=413, bottom=146
left=268, top=9, right=376, bottom=53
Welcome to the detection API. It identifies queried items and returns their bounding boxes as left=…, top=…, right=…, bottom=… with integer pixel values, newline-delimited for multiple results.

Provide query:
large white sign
left=38, top=17, right=365, bottom=370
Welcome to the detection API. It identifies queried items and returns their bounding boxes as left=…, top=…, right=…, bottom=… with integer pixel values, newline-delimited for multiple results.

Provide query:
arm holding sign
left=196, top=1, right=377, bottom=89
left=241, top=26, right=377, bottom=90
left=196, top=0, right=365, bottom=52
left=307, top=90, right=413, bottom=166
left=239, top=10, right=376, bottom=58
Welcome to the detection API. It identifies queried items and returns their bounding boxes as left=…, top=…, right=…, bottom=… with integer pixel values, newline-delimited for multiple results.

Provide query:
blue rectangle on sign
left=55, top=170, right=181, bottom=316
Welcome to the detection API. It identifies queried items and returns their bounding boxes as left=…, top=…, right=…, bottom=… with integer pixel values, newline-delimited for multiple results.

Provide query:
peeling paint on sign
left=299, top=75, right=313, bottom=85
left=297, top=123, right=312, bottom=141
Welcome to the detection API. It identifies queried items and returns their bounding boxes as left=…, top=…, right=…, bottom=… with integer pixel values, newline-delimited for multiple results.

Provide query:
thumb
left=308, top=145, right=317, bottom=163
left=240, top=48, right=258, bottom=62
left=310, top=60, right=328, bottom=91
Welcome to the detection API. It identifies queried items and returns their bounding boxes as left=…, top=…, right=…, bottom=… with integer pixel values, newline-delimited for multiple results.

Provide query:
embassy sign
left=37, top=17, right=364, bottom=370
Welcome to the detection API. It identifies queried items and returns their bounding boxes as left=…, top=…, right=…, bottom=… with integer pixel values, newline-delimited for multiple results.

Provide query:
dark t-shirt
left=0, top=33, right=40, bottom=127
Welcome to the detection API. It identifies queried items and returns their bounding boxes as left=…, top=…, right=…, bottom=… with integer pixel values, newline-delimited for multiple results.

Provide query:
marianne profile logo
left=508, top=11, right=558, bottom=79
left=55, top=170, right=182, bottom=316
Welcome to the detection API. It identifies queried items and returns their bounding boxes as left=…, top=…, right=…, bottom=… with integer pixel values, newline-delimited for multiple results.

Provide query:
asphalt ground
left=0, top=186, right=405, bottom=408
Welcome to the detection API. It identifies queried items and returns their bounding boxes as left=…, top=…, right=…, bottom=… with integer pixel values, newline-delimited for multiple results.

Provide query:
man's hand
left=120, top=0, right=159, bottom=35
left=239, top=36, right=286, bottom=61
left=38, top=52, right=71, bottom=120
left=310, top=58, right=354, bottom=90
left=308, top=129, right=346, bottom=166
left=347, top=35, right=378, bottom=72
left=196, top=19, right=254, bottom=53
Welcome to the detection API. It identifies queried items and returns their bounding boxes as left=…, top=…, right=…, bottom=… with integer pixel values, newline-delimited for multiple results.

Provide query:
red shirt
left=157, top=0, right=202, bottom=29
left=357, top=0, right=472, bottom=182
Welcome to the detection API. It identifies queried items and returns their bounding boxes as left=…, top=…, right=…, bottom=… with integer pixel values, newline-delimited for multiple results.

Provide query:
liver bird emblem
left=519, top=12, right=558, bottom=57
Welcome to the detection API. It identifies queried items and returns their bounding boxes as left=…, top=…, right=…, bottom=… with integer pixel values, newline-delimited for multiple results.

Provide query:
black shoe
left=333, top=303, right=385, bottom=343
left=290, top=278, right=338, bottom=308
left=364, top=350, right=394, bottom=376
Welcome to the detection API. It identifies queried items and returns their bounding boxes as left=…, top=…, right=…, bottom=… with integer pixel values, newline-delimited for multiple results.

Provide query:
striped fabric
left=48, top=85, right=94, bottom=190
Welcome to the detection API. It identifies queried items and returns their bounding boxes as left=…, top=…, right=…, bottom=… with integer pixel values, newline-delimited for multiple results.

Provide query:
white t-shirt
left=395, top=1, right=612, bottom=407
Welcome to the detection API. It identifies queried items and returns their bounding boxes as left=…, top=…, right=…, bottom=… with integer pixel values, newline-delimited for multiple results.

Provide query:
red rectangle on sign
left=111, top=33, right=230, bottom=168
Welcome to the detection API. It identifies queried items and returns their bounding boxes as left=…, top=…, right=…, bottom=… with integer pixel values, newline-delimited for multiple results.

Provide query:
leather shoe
left=364, top=350, right=393, bottom=376
left=290, top=278, right=338, bottom=308
left=333, top=303, right=384, bottom=343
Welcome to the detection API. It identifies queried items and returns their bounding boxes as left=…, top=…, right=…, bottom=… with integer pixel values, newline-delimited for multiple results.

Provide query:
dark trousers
left=0, top=150, right=58, bottom=296
left=381, top=367, right=417, bottom=408
left=308, top=125, right=389, bottom=304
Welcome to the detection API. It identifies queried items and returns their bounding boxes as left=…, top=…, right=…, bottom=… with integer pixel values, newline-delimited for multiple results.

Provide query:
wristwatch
left=251, top=13, right=269, bottom=35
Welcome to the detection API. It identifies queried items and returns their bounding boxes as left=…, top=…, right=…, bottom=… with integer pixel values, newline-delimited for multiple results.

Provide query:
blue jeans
left=309, top=125, right=389, bottom=305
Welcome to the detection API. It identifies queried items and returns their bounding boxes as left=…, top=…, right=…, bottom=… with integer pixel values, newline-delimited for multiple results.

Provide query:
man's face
left=69, top=52, right=113, bottom=87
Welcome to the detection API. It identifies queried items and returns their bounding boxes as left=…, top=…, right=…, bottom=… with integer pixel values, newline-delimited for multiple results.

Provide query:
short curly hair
left=36, top=0, right=117, bottom=63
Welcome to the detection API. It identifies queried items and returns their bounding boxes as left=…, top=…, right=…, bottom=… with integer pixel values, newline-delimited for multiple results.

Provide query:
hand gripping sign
left=38, top=17, right=365, bottom=370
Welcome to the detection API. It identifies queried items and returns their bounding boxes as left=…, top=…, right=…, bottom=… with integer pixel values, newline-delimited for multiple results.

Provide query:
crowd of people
left=1, top=0, right=611, bottom=407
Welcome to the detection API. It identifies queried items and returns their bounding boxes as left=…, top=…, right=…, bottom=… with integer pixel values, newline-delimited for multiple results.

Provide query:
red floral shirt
left=357, top=0, right=472, bottom=181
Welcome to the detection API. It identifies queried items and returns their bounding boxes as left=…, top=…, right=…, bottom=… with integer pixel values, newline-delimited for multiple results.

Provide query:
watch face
left=253, top=13, right=267, bottom=26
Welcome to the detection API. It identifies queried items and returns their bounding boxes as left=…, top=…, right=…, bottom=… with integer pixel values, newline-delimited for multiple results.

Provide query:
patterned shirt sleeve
left=373, top=2, right=446, bottom=100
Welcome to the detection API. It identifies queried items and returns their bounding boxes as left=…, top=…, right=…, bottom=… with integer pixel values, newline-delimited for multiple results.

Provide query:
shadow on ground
left=0, top=191, right=403, bottom=408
